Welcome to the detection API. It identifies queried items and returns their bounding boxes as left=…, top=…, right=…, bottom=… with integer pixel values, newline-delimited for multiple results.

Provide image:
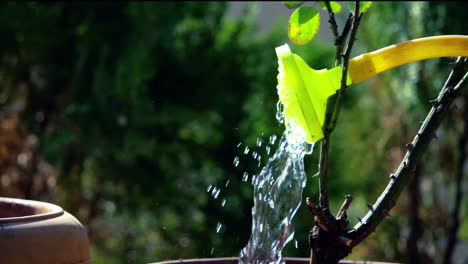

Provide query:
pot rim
left=0, top=197, right=64, bottom=223
left=151, top=257, right=399, bottom=264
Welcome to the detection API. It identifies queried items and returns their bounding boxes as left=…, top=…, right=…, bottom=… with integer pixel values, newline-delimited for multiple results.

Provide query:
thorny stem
left=324, top=1, right=340, bottom=66
left=334, top=13, right=354, bottom=66
left=348, top=57, right=468, bottom=247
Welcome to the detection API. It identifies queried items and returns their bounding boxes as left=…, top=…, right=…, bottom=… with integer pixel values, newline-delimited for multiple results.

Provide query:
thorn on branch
left=337, top=194, right=353, bottom=219
left=403, top=160, right=409, bottom=169
left=405, top=143, right=414, bottom=151
left=357, top=217, right=364, bottom=224
left=389, top=173, right=396, bottom=180
left=366, top=203, right=374, bottom=212
left=430, top=99, right=439, bottom=106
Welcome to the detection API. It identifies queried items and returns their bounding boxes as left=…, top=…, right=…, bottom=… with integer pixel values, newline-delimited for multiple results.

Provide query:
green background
left=0, top=2, right=466, bottom=263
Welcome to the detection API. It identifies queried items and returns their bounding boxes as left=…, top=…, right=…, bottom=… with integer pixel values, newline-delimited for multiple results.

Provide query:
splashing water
left=239, top=122, right=314, bottom=264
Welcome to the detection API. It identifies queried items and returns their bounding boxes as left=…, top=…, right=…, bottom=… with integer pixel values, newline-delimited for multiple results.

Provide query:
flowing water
left=239, top=119, right=314, bottom=264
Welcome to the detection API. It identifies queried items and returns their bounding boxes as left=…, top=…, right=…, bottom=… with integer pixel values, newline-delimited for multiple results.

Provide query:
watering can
left=276, top=35, right=468, bottom=143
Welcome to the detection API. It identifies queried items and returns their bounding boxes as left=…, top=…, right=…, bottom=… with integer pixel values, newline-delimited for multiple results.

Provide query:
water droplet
left=269, top=134, right=278, bottom=145
left=225, top=180, right=230, bottom=187
left=268, top=199, right=274, bottom=209
left=295, top=240, right=298, bottom=248
left=233, top=156, right=240, bottom=167
left=266, top=146, right=271, bottom=155
left=242, top=172, right=249, bottom=182
left=251, top=174, right=257, bottom=184
left=221, top=199, right=226, bottom=207
left=211, top=187, right=221, bottom=199
left=252, top=151, right=258, bottom=159
left=244, top=146, right=250, bottom=155
left=276, top=101, right=284, bottom=123
left=237, top=142, right=242, bottom=148
left=216, top=222, right=223, bottom=233
left=207, top=185, right=213, bottom=193
left=211, top=247, right=214, bottom=255
left=256, top=138, right=263, bottom=147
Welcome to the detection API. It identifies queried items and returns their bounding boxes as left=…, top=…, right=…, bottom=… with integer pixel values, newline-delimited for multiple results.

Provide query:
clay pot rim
left=0, top=197, right=64, bottom=223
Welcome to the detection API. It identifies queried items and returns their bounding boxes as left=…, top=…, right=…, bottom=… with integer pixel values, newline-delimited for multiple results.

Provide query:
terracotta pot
left=0, top=197, right=90, bottom=264
left=152, top=257, right=398, bottom=264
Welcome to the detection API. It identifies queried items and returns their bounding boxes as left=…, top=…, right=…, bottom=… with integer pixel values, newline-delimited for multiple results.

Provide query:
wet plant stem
left=318, top=134, right=331, bottom=208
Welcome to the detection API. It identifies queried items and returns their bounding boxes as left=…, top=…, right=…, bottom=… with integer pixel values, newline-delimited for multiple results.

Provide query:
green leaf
left=283, top=1, right=304, bottom=9
left=360, top=1, right=373, bottom=13
left=288, top=6, right=320, bottom=45
left=318, top=1, right=342, bottom=13
left=347, top=1, right=373, bottom=13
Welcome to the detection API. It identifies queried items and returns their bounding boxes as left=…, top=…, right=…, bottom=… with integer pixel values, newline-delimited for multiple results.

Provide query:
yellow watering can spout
left=276, top=35, right=468, bottom=144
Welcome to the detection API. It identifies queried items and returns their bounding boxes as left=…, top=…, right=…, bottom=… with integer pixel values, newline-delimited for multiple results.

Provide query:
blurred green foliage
left=0, top=2, right=467, bottom=264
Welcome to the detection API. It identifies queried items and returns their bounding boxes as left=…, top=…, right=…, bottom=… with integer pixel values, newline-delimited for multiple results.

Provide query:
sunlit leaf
left=347, top=1, right=373, bottom=13
left=360, top=1, right=373, bottom=13
left=318, top=1, right=342, bottom=13
left=288, top=6, right=320, bottom=45
left=283, top=1, right=304, bottom=9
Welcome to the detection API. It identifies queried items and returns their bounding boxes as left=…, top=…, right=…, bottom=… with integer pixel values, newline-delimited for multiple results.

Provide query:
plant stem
left=327, top=8, right=362, bottom=133
left=324, top=1, right=340, bottom=66
left=319, top=1, right=361, bottom=209
left=309, top=4, right=364, bottom=263
left=336, top=194, right=352, bottom=219
left=348, top=57, right=468, bottom=247
left=318, top=134, right=330, bottom=208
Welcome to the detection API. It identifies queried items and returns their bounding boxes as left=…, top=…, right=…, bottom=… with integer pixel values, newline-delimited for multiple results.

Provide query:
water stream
left=239, top=121, right=314, bottom=264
